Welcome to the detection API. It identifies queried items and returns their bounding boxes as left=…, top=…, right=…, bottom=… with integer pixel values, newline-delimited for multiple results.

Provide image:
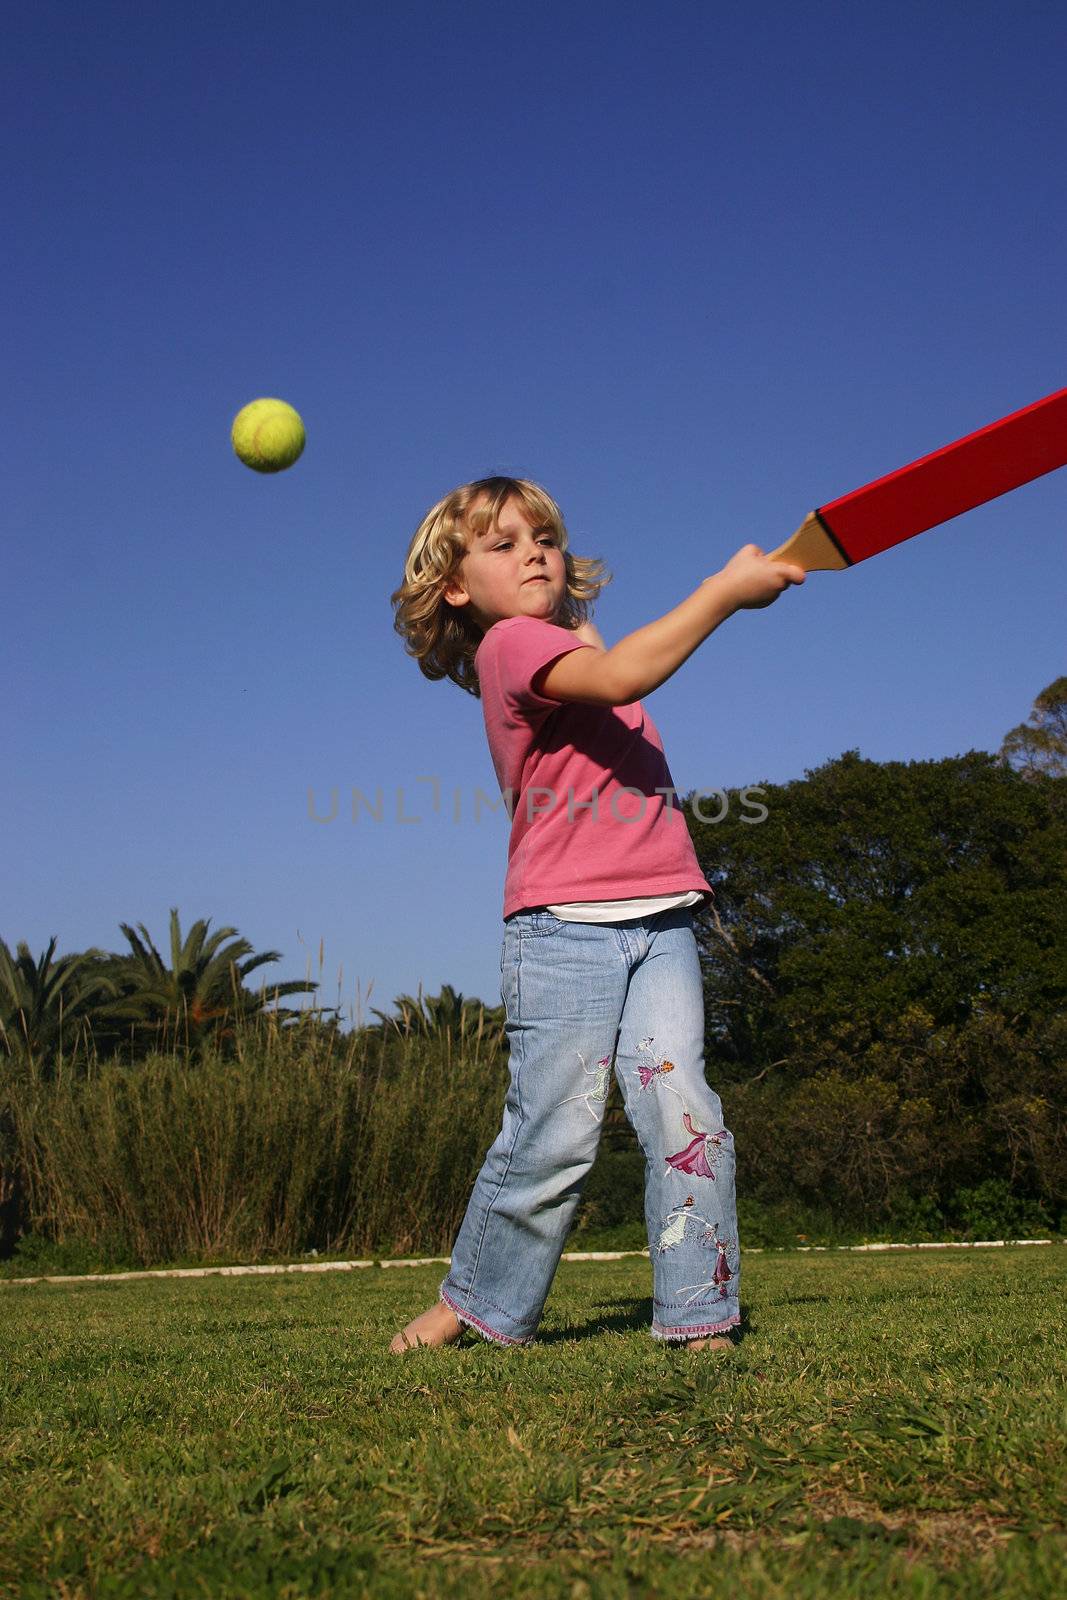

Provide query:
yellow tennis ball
left=231, top=398, right=306, bottom=473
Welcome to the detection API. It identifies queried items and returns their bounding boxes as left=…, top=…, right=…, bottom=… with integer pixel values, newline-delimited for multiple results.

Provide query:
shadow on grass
left=529, top=1298, right=757, bottom=1346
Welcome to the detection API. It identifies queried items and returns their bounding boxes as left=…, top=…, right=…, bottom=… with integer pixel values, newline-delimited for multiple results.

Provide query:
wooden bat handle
left=770, top=511, right=850, bottom=572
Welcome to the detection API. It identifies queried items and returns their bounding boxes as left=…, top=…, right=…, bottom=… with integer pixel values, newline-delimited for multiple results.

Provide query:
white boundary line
left=0, top=1238, right=1057, bottom=1287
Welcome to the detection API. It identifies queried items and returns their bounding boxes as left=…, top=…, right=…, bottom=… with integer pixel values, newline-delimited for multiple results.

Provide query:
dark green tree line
left=678, top=701, right=1065, bottom=1224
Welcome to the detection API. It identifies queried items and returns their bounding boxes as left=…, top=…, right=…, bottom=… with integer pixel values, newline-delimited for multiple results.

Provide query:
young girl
left=388, top=476, right=805, bottom=1352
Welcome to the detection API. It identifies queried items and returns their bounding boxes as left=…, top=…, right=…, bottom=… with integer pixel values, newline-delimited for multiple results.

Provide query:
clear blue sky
left=6, top=0, right=1065, bottom=1029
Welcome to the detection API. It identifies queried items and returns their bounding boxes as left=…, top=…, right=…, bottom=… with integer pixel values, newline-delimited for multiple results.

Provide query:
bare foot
left=389, top=1300, right=464, bottom=1353
left=680, top=1334, right=734, bottom=1351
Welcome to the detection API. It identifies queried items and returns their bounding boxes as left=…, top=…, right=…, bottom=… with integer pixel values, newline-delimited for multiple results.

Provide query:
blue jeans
left=439, top=905, right=741, bottom=1345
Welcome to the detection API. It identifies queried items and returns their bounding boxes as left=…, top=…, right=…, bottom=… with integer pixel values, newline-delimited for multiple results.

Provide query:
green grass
left=1, top=1248, right=1064, bottom=1598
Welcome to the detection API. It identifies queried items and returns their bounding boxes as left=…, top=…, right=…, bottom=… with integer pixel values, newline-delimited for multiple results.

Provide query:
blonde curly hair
left=390, top=475, right=612, bottom=698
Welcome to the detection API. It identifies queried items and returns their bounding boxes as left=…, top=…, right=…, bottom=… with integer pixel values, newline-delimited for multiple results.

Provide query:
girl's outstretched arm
left=534, top=545, right=805, bottom=706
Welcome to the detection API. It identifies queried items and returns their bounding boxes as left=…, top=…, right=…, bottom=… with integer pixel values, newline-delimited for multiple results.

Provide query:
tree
left=366, top=983, right=506, bottom=1053
left=998, top=676, right=1067, bottom=780
left=687, top=749, right=1067, bottom=1080
left=91, top=909, right=321, bottom=1061
left=0, top=937, right=119, bottom=1074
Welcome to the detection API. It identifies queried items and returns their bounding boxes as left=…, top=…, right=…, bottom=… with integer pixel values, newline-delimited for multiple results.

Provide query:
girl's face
left=443, top=496, right=567, bottom=635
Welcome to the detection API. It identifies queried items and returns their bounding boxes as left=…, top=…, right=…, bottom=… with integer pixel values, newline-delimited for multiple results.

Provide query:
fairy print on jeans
left=656, top=1200, right=737, bottom=1301
left=665, top=1112, right=731, bottom=1180
left=676, top=1222, right=736, bottom=1305
left=655, top=1194, right=711, bottom=1253
left=634, top=1035, right=679, bottom=1092
left=631, top=1036, right=731, bottom=1181
left=552, top=1052, right=614, bottom=1121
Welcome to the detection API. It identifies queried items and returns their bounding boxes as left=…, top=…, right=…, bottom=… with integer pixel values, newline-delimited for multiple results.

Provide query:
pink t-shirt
left=474, top=617, right=715, bottom=921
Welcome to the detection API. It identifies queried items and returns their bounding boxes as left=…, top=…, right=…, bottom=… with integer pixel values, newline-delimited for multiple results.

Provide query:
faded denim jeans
left=439, top=905, right=740, bottom=1345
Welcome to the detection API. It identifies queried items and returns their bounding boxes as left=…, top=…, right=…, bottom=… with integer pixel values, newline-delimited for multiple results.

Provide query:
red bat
left=771, top=385, right=1067, bottom=570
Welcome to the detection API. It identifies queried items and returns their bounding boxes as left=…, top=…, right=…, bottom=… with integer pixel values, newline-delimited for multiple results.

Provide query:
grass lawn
left=1, top=1246, right=1064, bottom=1598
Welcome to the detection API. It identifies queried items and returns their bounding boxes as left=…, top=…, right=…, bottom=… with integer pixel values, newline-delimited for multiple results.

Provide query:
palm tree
left=0, top=936, right=119, bottom=1073
left=367, top=982, right=507, bottom=1052
left=97, top=908, right=321, bottom=1060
